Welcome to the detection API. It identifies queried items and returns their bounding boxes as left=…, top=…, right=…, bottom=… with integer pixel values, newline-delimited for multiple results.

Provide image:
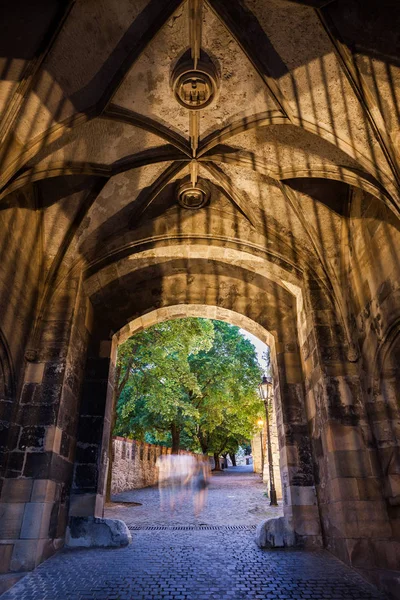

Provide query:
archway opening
left=104, top=312, right=284, bottom=528
left=70, top=259, right=322, bottom=552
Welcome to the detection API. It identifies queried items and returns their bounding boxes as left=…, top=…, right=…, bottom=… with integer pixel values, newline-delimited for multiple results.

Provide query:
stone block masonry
left=251, top=412, right=282, bottom=500
left=111, top=438, right=198, bottom=494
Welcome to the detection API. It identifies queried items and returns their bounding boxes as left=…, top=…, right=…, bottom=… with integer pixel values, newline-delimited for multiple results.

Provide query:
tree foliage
left=114, top=318, right=264, bottom=456
left=188, top=321, right=263, bottom=456
left=114, top=318, right=213, bottom=451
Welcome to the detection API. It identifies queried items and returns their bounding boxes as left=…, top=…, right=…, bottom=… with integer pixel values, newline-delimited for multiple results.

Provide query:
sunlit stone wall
left=111, top=438, right=199, bottom=494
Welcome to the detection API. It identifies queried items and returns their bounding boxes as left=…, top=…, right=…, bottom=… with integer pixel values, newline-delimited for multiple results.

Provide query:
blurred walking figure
left=192, top=457, right=210, bottom=516
left=156, top=454, right=210, bottom=515
left=156, top=453, right=173, bottom=511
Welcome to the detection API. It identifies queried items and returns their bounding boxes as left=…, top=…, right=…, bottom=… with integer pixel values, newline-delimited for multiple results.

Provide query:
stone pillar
left=69, top=331, right=116, bottom=519
left=273, top=337, right=322, bottom=547
left=303, top=278, right=392, bottom=567
left=368, top=335, right=400, bottom=531
left=66, top=333, right=132, bottom=550
left=0, top=273, right=90, bottom=572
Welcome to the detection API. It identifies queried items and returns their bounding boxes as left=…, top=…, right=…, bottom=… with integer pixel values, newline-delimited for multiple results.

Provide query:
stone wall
left=111, top=438, right=199, bottom=495
left=0, top=188, right=43, bottom=487
left=251, top=410, right=282, bottom=500
left=0, top=275, right=91, bottom=572
left=345, top=191, right=400, bottom=592
left=290, top=189, right=400, bottom=595
left=251, top=436, right=283, bottom=500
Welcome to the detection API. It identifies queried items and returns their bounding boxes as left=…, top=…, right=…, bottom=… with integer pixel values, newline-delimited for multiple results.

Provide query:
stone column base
left=65, top=517, right=132, bottom=548
left=255, top=516, right=323, bottom=549
left=255, top=516, right=296, bottom=548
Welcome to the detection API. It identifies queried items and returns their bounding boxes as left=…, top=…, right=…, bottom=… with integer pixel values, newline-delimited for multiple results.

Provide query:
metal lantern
left=258, top=375, right=273, bottom=402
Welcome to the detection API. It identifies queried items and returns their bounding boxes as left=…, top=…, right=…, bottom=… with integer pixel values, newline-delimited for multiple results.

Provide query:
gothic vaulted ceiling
left=0, top=0, right=399, bottom=295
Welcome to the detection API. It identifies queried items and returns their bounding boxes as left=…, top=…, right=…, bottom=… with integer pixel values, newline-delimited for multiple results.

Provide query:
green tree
left=114, top=318, right=214, bottom=453
left=113, top=319, right=264, bottom=470
left=188, top=321, right=263, bottom=467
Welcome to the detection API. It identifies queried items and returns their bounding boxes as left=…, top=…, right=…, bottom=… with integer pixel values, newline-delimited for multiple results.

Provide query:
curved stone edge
left=255, top=516, right=297, bottom=549
left=65, top=517, right=132, bottom=549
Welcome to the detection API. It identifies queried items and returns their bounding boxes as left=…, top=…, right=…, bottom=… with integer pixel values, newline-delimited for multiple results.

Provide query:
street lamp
left=258, top=375, right=278, bottom=506
left=257, top=418, right=264, bottom=477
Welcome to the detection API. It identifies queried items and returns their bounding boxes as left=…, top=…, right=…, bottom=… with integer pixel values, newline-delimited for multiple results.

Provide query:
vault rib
left=113, top=146, right=189, bottom=173
left=206, top=0, right=294, bottom=120
left=0, top=0, right=186, bottom=192
left=0, top=0, right=74, bottom=147
left=104, top=105, right=192, bottom=157
left=198, top=111, right=288, bottom=157
left=201, top=161, right=256, bottom=227
left=189, top=0, right=202, bottom=70
left=0, top=146, right=189, bottom=203
left=317, top=9, right=400, bottom=191
left=0, top=108, right=191, bottom=198
left=198, top=111, right=400, bottom=212
left=202, top=145, right=393, bottom=207
left=280, top=181, right=358, bottom=360
left=128, top=160, right=187, bottom=227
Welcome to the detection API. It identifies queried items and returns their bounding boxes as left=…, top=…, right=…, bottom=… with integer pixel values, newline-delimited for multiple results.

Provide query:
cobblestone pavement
left=106, top=465, right=284, bottom=526
left=0, top=467, right=389, bottom=600
left=0, top=530, right=388, bottom=600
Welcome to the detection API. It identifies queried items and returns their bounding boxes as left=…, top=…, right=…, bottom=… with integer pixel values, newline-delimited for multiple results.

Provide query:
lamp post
left=257, top=418, right=264, bottom=477
left=258, top=375, right=278, bottom=506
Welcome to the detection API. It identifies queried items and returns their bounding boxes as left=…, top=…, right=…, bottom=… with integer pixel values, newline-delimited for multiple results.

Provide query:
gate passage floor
left=107, top=464, right=283, bottom=526
left=0, top=467, right=388, bottom=600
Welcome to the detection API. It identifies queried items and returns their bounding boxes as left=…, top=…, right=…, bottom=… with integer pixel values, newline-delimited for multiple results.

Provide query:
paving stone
left=0, top=529, right=389, bottom=600
left=106, top=465, right=283, bottom=527
left=0, top=468, right=389, bottom=600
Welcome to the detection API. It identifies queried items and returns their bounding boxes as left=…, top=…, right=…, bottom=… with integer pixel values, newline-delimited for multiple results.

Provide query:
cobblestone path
left=0, top=467, right=389, bottom=600
left=0, top=530, right=388, bottom=600
left=106, top=465, right=283, bottom=526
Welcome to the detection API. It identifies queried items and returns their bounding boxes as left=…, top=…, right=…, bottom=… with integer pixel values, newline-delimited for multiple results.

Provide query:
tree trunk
left=171, top=422, right=180, bottom=454
left=229, top=452, right=236, bottom=467
left=197, top=427, right=209, bottom=454
left=213, top=452, right=222, bottom=471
